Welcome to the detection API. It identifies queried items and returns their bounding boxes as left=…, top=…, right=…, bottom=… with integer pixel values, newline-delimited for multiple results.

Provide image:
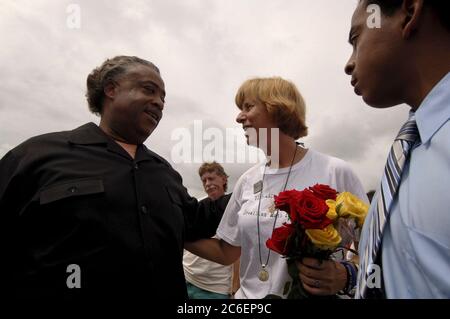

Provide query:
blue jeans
left=186, top=282, right=229, bottom=299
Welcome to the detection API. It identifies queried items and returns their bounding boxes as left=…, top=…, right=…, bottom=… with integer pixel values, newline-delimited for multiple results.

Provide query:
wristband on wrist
left=339, top=261, right=357, bottom=295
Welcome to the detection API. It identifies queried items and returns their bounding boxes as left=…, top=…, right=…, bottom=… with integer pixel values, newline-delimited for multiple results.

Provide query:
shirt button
left=141, top=205, right=148, bottom=214
left=68, top=186, right=77, bottom=194
left=134, top=163, right=139, bottom=170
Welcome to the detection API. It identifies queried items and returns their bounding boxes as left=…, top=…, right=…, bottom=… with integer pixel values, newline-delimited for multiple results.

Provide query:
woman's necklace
left=256, top=145, right=298, bottom=282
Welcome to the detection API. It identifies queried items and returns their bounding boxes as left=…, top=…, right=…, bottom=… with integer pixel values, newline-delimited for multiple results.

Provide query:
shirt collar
left=68, top=122, right=109, bottom=145
left=415, top=72, right=450, bottom=144
left=68, top=122, right=168, bottom=164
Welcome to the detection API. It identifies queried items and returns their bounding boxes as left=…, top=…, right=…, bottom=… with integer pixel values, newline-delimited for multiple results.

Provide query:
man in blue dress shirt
left=345, top=0, right=450, bottom=298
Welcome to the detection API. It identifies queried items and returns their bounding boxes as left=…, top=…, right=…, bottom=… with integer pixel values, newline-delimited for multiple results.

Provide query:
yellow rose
left=305, top=224, right=342, bottom=250
left=335, top=192, right=369, bottom=227
left=325, top=199, right=338, bottom=221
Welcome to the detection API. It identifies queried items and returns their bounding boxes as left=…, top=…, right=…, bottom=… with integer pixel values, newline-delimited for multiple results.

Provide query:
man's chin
left=207, top=191, right=223, bottom=201
left=132, top=132, right=151, bottom=145
left=208, top=191, right=217, bottom=197
left=362, top=94, right=398, bottom=109
left=138, top=124, right=157, bottom=141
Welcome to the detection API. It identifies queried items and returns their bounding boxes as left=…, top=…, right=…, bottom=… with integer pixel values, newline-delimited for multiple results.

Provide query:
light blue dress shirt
left=359, top=72, right=450, bottom=298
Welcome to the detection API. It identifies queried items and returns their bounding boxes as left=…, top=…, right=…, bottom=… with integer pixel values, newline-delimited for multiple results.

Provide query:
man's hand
left=296, top=257, right=347, bottom=296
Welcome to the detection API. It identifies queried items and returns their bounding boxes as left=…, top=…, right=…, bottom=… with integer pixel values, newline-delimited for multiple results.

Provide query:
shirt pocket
left=30, top=178, right=108, bottom=256
left=12, top=177, right=109, bottom=274
left=40, top=178, right=104, bottom=204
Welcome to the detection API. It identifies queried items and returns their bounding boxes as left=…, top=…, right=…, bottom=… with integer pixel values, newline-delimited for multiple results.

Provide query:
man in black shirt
left=0, top=56, right=222, bottom=300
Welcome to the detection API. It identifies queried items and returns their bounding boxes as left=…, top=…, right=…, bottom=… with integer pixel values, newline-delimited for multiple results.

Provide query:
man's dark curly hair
left=86, top=56, right=160, bottom=115
left=362, top=0, right=449, bottom=31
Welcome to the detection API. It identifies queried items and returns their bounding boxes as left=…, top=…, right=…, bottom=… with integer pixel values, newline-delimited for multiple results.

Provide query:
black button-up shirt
left=0, top=123, right=225, bottom=300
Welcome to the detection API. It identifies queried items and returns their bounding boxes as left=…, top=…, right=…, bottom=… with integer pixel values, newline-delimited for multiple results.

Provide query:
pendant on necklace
left=258, top=266, right=269, bottom=282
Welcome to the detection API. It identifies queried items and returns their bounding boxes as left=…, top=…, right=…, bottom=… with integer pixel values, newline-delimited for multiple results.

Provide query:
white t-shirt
left=183, top=237, right=233, bottom=295
left=216, top=149, right=367, bottom=299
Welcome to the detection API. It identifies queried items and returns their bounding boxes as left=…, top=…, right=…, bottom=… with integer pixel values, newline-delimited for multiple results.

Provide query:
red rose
left=294, top=189, right=332, bottom=229
left=309, top=184, right=337, bottom=201
left=266, top=223, right=296, bottom=255
left=274, top=190, right=303, bottom=221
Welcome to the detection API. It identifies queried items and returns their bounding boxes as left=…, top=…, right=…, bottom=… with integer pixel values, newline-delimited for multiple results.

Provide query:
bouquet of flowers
left=265, top=184, right=368, bottom=299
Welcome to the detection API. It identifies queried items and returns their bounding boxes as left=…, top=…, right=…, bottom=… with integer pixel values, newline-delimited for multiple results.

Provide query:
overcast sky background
left=0, top=0, right=410, bottom=198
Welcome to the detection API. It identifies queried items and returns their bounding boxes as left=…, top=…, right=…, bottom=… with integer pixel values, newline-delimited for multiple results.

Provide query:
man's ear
left=401, top=0, right=424, bottom=39
left=222, top=176, right=228, bottom=190
left=104, top=81, right=117, bottom=99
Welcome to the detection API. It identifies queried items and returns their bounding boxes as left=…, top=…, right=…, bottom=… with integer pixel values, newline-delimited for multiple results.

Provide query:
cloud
left=0, top=0, right=412, bottom=195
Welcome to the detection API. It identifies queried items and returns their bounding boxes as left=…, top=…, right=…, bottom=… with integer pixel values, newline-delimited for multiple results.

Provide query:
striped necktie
left=356, top=114, right=419, bottom=299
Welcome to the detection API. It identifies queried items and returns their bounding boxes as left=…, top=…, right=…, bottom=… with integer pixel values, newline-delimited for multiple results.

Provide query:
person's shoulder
left=242, top=162, right=264, bottom=177
left=9, top=126, right=81, bottom=156
left=309, top=149, right=349, bottom=166
left=220, top=193, right=232, bottom=205
left=199, top=193, right=231, bottom=204
left=23, top=129, right=71, bottom=144
left=223, top=193, right=232, bottom=200
left=233, top=163, right=263, bottom=187
left=309, top=149, right=353, bottom=171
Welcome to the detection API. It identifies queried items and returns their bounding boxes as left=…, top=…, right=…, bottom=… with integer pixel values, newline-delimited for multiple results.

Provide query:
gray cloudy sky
left=0, top=0, right=410, bottom=198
